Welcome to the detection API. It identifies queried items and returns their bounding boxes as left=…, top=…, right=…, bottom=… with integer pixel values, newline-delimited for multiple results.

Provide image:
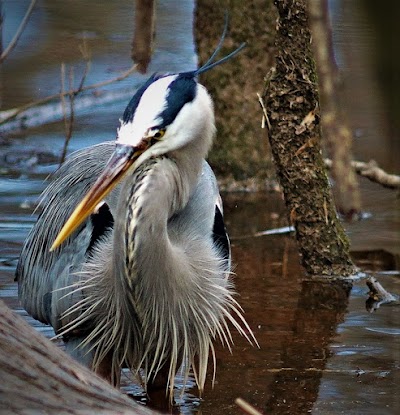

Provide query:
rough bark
left=0, top=300, right=154, bottom=415
left=263, top=0, right=355, bottom=276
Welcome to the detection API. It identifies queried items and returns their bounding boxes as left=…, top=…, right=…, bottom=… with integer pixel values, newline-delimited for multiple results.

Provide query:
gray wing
left=16, top=142, right=116, bottom=331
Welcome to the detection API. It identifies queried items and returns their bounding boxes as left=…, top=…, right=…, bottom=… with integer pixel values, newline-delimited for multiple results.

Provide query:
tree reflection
left=265, top=279, right=352, bottom=414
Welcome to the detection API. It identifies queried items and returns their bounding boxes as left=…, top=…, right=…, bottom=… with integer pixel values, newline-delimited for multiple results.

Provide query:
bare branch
left=324, top=158, right=400, bottom=190
left=76, top=37, right=91, bottom=92
left=59, top=65, right=76, bottom=166
left=60, top=63, right=67, bottom=133
left=0, top=0, right=37, bottom=64
left=59, top=39, right=93, bottom=165
left=0, top=64, right=137, bottom=126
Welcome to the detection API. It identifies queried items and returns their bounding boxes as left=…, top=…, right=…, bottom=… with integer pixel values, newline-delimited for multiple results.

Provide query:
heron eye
left=153, top=129, right=165, bottom=139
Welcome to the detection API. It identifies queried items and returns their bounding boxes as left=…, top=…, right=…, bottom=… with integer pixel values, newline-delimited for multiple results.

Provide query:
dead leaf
left=295, top=110, right=316, bottom=135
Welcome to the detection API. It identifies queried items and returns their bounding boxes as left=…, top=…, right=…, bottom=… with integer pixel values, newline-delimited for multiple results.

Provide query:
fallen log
left=0, top=300, right=154, bottom=414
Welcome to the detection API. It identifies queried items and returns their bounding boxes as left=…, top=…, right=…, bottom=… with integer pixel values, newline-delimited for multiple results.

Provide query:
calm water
left=0, top=1, right=399, bottom=414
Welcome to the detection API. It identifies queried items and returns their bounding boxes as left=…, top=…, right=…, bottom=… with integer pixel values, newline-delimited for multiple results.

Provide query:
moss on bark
left=263, top=0, right=355, bottom=276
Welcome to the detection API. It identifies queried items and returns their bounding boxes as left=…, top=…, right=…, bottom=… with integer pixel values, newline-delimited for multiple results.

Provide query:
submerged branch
left=366, top=277, right=397, bottom=312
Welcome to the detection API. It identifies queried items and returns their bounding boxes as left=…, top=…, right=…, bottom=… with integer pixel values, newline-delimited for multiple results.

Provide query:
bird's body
left=16, top=36, right=254, bottom=398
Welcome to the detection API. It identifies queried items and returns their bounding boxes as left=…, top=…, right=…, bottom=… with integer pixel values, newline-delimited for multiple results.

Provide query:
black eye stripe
left=157, top=74, right=197, bottom=129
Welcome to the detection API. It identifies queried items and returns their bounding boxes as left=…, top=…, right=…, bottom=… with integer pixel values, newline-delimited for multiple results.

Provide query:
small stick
left=235, top=398, right=264, bottom=415
left=76, top=38, right=91, bottom=93
left=59, top=66, right=75, bottom=166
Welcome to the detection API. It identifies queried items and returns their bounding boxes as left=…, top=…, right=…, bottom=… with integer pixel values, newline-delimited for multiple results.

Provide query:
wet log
left=0, top=300, right=154, bottom=415
left=263, top=0, right=355, bottom=276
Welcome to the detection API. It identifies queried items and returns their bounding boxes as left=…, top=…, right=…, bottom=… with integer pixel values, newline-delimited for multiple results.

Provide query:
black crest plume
left=190, top=14, right=246, bottom=76
left=122, top=15, right=245, bottom=124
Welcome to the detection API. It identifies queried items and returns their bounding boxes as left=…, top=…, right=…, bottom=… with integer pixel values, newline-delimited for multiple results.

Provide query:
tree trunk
left=194, top=0, right=276, bottom=185
left=131, top=0, right=155, bottom=74
left=263, top=0, right=355, bottom=276
left=0, top=300, right=154, bottom=415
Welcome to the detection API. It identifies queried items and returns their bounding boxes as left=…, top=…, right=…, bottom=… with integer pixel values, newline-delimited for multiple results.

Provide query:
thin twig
left=59, top=66, right=75, bottom=166
left=59, top=39, right=91, bottom=166
left=0, top=0, right=37, bottom=64
left=257, top=92, right=270, bottom=130
left=0, top=64, right=137, bottom=125
left=235, top=398, right=264, bottom=415
left=60, top=63, right=67, bottom=135
left=76, top=38, right=91, bottom=92
left=0, top=6, right=4, bottom=57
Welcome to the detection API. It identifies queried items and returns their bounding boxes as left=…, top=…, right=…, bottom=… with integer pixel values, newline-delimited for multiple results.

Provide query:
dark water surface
left=0, top=1, right=399, bottom=414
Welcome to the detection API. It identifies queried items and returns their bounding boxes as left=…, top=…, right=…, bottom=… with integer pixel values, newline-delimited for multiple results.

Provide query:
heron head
left=114, top=19, right=245, bottom=162
left=50, top=37, right=245, bottom=251
left=116, top=72, right=215, bottom=162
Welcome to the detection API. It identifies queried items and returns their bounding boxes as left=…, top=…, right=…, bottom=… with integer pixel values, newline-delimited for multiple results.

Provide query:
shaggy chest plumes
left=71, top=157, right=249, bottom=394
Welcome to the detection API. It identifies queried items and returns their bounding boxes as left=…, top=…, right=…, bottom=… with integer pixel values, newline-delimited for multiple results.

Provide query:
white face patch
left=117, top=75, right=178, bottom=146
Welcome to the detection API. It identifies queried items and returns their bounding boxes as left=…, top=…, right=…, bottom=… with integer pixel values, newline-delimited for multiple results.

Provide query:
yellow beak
left=50, top=144, right=144, bottom=251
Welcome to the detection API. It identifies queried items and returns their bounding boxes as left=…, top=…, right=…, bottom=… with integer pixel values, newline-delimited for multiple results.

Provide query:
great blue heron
left=16, top=31, right=255, bottom=400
